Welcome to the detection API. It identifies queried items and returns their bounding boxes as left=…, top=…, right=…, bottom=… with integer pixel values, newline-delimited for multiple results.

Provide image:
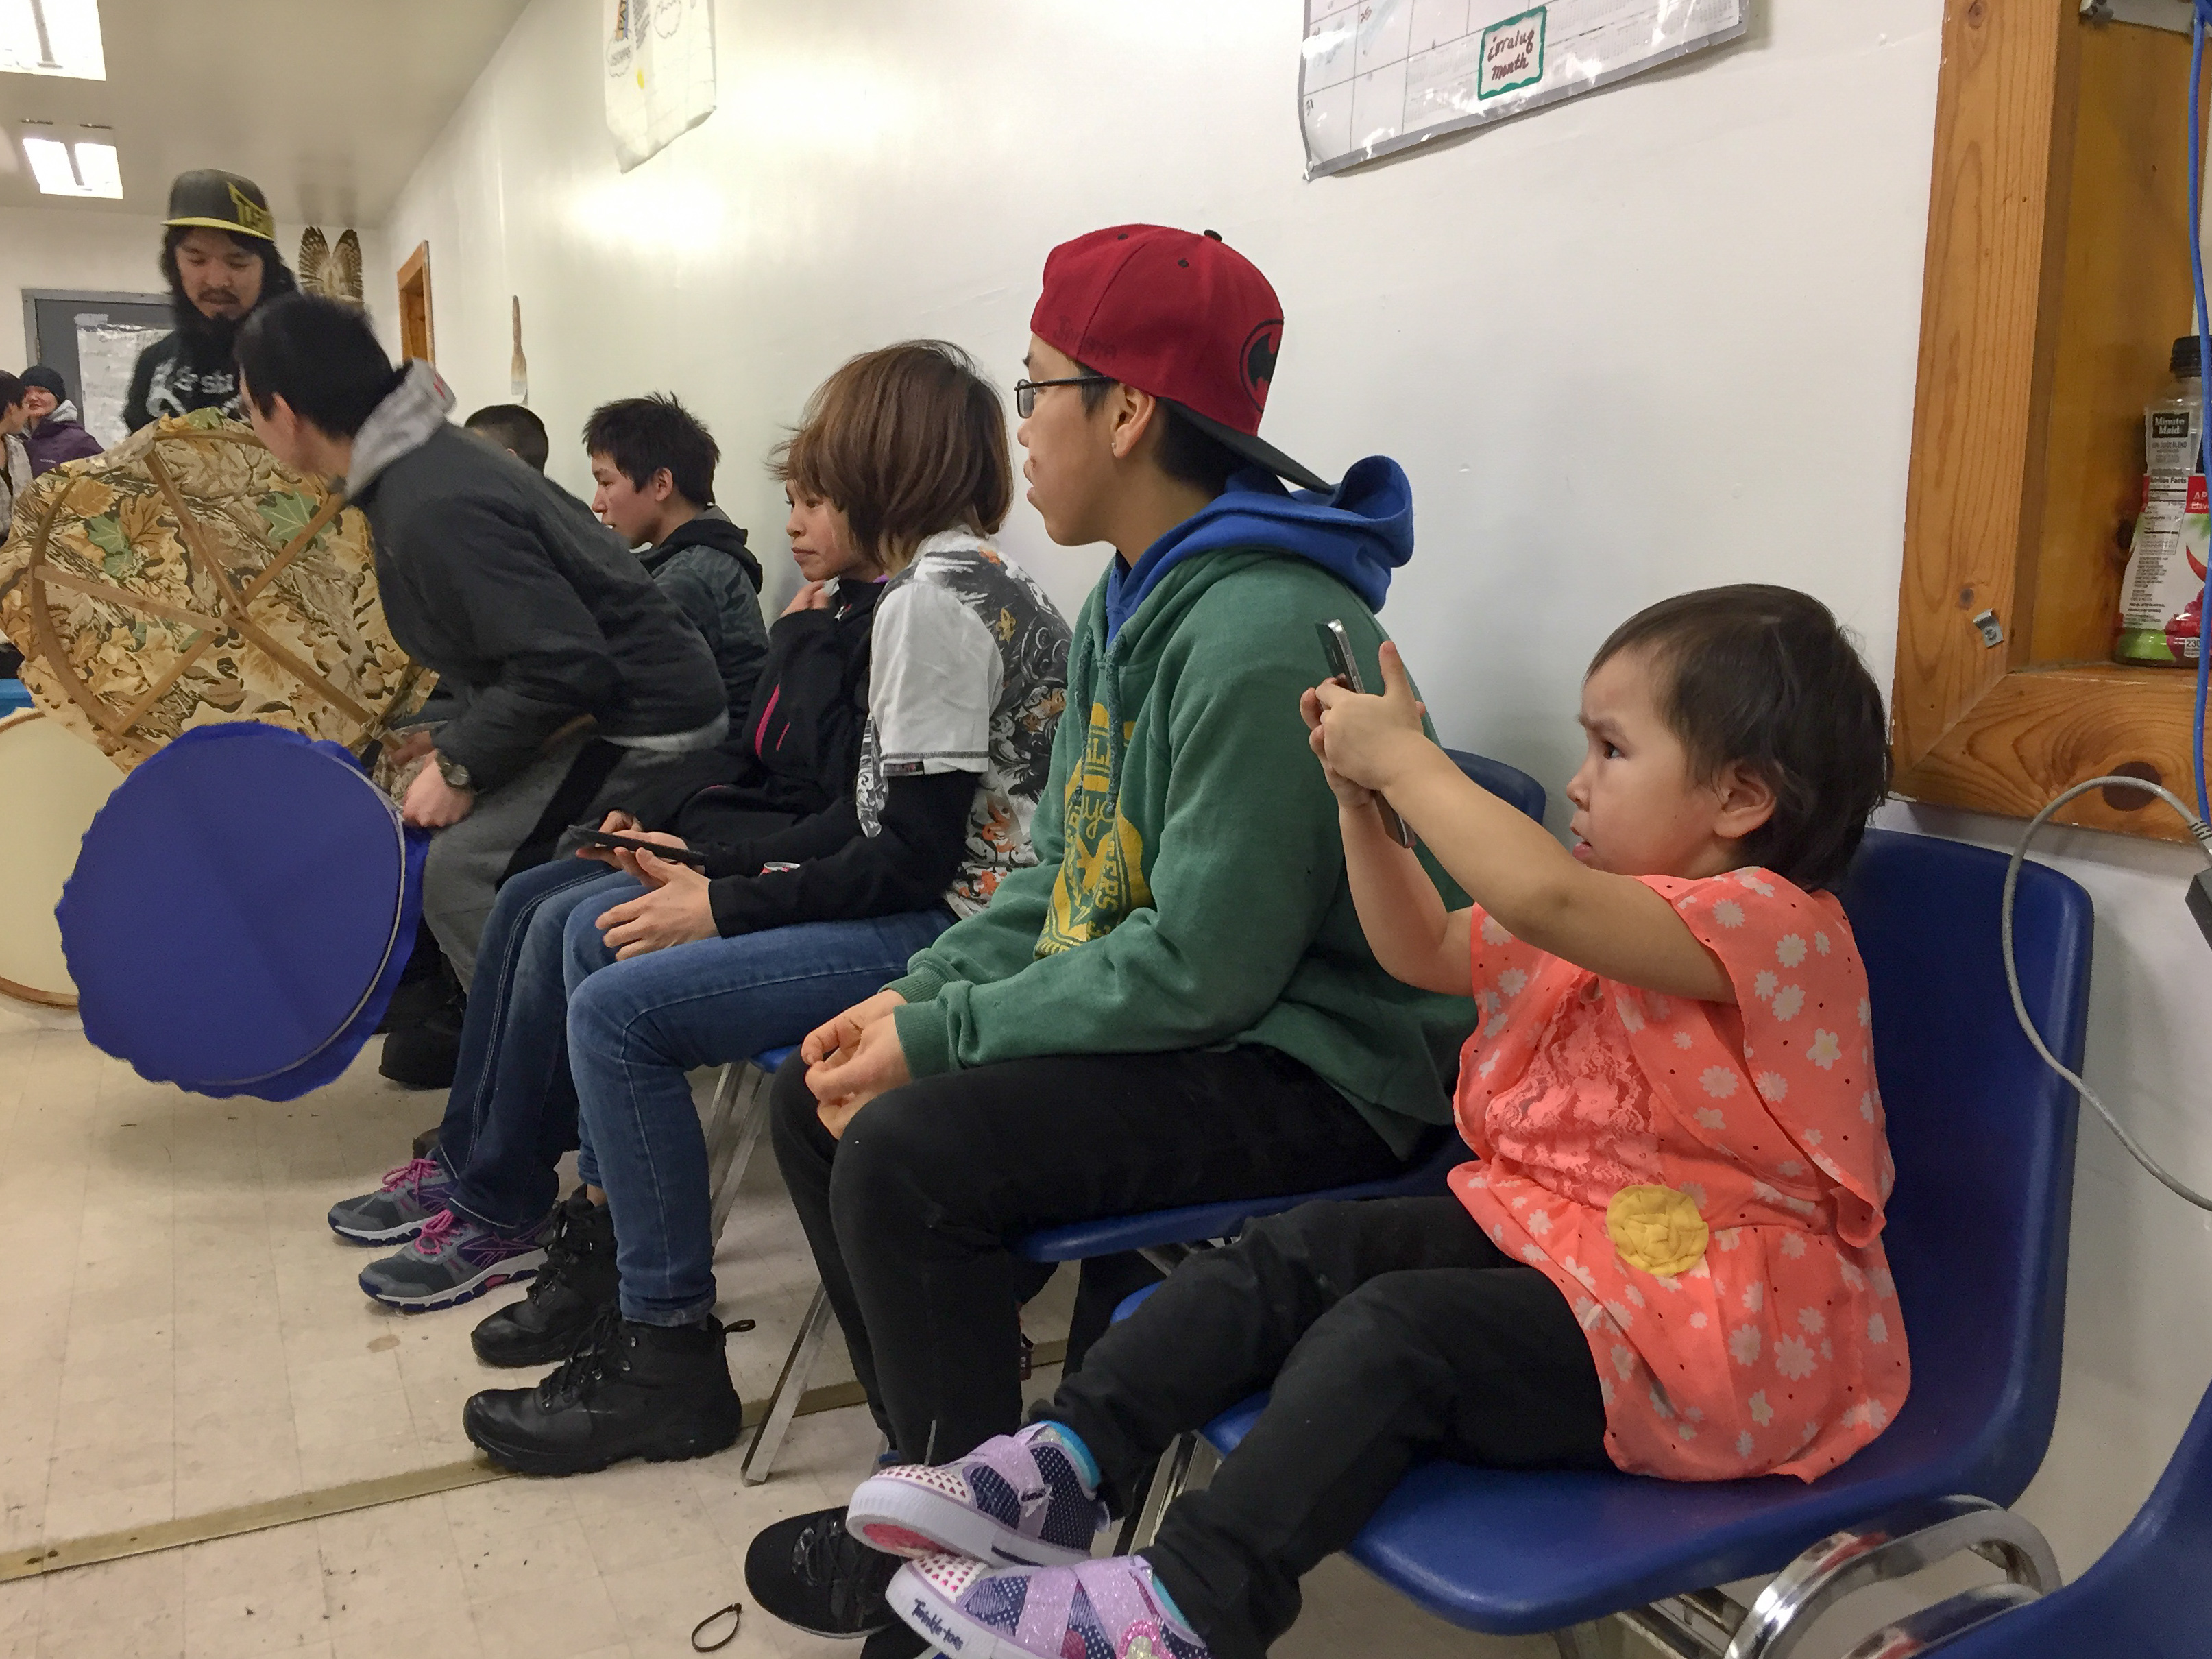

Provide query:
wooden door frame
left=396, top=241, right=435, bottom=365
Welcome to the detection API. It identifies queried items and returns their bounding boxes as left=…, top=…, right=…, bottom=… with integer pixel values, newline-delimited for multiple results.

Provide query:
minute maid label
left=2116, top=472, right=2207, bottom=667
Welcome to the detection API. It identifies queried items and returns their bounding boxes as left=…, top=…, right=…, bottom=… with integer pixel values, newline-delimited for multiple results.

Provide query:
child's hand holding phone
left=1309, top=622, right=1424, bottom=846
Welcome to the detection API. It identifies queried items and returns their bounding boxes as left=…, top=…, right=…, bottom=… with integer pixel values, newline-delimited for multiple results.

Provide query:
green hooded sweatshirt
left=888, top=541, right=1476, bottom=1157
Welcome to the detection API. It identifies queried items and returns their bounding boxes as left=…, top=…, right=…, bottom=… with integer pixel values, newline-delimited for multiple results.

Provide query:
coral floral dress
left=1449, top=867, right=1910, bottom=1481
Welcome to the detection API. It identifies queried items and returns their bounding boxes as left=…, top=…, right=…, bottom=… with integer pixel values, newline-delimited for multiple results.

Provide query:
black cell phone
left=1315, top=620, right=1418, bottom=848
left=569, top=827, right=709, bottom=868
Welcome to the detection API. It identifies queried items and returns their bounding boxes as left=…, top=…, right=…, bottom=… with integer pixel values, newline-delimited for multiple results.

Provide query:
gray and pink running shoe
left=327, top=1157, right=456, bottom=1245
left=890, top=1553, right=1211, bottom=1659
left=357, top=1209, right=550, bottom=1311
left=848, top=1422, right=1108, bottom=1567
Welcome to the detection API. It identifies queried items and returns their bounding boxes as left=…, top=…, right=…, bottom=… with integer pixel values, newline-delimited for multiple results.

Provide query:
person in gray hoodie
left=234, top=294, right=728, bottom=989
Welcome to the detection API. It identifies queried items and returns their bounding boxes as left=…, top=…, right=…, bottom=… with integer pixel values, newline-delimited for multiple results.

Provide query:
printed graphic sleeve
left=868, top=581, right=999, bottom=777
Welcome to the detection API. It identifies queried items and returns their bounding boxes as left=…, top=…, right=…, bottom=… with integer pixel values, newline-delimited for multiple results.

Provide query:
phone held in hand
left=1315, top=620, right=1418, bottom=849
left=568, top=827, right=710, bottom=869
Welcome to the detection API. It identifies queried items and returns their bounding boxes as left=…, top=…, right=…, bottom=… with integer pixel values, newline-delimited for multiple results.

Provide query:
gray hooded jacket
left=347, top=363, right=726, bottom=792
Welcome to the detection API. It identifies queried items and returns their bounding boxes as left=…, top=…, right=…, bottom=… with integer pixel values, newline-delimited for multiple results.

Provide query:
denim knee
left=560, top=883, right=624, bottom=992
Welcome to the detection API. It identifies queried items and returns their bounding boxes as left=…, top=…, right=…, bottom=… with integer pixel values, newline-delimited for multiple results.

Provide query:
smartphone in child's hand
left=1315, top=620, right=1418, bottom=848
left=568, top=826, right=709, bottom=868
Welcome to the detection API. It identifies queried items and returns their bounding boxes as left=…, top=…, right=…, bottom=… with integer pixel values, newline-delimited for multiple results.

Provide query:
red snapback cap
left=1030, top=224, right=1330, bottom=493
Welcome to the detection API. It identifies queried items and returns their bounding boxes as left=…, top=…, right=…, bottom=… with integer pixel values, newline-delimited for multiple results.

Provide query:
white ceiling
left=0, top=0, right=533, bottom=224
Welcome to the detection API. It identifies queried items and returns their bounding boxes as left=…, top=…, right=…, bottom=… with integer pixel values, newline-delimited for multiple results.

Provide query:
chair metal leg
left=741, top=1283, right=834, bottom=1486
left=1553, top=1623, right=1610, bottom=1659
left=1119, top=1433, right=1197, bottom=1552
left=707, top=1061, right=775, bottom=1245
left=696, top=1061, right=746, bottom=1225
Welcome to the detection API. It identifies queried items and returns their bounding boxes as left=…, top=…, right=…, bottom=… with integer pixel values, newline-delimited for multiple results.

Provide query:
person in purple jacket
left=17, top=368, right=104, bottom=474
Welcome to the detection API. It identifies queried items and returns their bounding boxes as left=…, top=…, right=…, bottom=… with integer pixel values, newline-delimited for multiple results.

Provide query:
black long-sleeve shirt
left=696, top=769, right=971, bottom=936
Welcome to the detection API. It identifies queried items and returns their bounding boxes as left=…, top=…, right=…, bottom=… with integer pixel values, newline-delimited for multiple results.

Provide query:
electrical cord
left=2190, top=5, right=2212, bottom=819
left=2003, top=777, right=2212, bottom=1212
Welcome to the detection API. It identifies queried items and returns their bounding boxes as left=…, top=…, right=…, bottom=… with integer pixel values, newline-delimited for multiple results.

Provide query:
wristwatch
left=434, top=752, right=474, bottom=791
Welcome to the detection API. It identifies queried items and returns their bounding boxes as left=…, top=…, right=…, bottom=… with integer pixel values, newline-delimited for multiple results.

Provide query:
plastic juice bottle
left=2116, top=335, right=2209, bottom=667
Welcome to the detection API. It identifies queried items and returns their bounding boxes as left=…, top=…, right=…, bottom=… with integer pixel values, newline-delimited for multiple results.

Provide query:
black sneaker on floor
left=471, top=1189, right=618, bottom=1367
left=411, top=1124, right=441, bottom=1159
left=745, top=1507, right=901, bottom=1640
left=379, top=1015, right=461, bottom=1089
left=860, top=1619, right=929, bottom=1658
left=380, top=968, right=465, bottom=1089
left=460, top=1309, right=743, bottom=1475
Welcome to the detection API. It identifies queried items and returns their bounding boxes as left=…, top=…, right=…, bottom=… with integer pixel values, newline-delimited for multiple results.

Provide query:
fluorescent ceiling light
left=0, top=0, right=105, bottom=80
left=24, top=136, right=121, bottom=197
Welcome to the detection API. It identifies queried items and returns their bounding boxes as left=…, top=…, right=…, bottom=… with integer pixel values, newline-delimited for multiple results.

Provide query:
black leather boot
left=471, top=1190, right=618, bottom=1367
left=462, top=1309, right=743, bottom=1476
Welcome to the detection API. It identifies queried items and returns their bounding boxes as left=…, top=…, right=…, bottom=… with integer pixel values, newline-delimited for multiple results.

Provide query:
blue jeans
left=565, top=903, right=954, bottom=1327
left=433, top=858, right=637, bottom=1231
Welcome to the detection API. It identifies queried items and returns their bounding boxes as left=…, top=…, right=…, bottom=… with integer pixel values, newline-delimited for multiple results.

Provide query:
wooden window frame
left=1893, top=2, right=2204, bottom=844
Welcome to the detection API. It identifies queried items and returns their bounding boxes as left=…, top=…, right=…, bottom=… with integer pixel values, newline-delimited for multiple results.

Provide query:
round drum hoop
left=0, top=709, right=125, bottom=1008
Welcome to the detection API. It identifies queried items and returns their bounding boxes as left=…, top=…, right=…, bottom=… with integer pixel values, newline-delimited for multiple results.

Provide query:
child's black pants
left=1040, top=1195, right=1612, bottom=1659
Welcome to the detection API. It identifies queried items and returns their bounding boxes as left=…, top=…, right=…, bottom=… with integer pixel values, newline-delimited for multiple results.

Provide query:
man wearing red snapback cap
left=748, top=227, right=1473, bottom=1652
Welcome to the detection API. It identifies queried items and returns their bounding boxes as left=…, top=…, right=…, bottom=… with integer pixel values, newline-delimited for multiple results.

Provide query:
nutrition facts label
left=1299, top=0, right=1745, bottom=178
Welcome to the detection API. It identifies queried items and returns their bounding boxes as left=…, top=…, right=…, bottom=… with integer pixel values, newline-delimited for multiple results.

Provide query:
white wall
left=3, top=204, right=396, bottom=377
left=385, top=0, right=2212, bottom=1610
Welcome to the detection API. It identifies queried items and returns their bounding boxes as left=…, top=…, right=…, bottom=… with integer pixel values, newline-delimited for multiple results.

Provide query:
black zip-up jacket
left=636, top=509, right=770, bottom=723
left=672, top=577, right=882, bottom=836
left=352, top=423, right=725, bottom=792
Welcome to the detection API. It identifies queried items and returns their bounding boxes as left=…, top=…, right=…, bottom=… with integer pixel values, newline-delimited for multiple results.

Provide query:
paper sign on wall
left=604, top=0, right=716, bottom=172
left=1300, top=0, right=1746, bottom=179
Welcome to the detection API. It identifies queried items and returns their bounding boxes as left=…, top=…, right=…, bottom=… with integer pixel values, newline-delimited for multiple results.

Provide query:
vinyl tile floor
left=0, top=997, right=1559, bottom=1657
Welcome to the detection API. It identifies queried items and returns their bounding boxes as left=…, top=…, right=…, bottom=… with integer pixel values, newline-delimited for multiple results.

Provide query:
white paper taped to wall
left=1300, top=0, right=1746, bottom=179
left=75, top=319, right=169, bottom=448
left=604, top=0, right=717, bottom=173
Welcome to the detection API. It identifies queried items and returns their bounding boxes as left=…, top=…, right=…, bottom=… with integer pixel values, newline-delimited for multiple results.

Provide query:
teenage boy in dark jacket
left=234, top=295, right=727, bottom=989
left=742, top=226, right=1474, bottom=1653
left=584, top=393, right=770, bottom=819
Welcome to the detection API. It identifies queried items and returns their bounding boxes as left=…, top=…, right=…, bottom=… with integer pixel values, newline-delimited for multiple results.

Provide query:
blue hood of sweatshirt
left=1104, top=455, right=1413, bottom=644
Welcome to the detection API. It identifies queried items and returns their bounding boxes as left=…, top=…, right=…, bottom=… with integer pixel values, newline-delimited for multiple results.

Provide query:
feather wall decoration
left=298, top=228, right=365, bottom=305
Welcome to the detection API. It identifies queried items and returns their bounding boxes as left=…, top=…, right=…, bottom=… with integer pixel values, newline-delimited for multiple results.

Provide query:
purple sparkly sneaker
left=849, top=1422, right=1108, bottom=1567
left=890, top=1553, right=1211, bottom=1659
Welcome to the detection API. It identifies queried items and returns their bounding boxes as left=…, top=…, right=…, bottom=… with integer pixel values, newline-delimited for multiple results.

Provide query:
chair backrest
left=1445, top=749, right=1546, bottom=823
left=1833, top=828, right=2093, bottom=1503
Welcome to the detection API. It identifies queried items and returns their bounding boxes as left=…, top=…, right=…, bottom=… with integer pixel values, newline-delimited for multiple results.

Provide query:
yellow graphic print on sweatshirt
left=1038, top=702, right=1152, bottom=955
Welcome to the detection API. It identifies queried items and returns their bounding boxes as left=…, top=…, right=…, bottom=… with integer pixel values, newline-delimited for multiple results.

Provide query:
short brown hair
left=1589, top=585, right=1892, bottom=893
left=771, top=341, right=1012, bottom=573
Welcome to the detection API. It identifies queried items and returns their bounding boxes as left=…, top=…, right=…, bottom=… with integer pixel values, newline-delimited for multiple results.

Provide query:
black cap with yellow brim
left=164, top=169, right=276, bottom=243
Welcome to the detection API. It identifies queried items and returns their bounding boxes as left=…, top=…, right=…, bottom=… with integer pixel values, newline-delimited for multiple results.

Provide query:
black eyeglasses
left=1014, top=376, right=1110, bottom=417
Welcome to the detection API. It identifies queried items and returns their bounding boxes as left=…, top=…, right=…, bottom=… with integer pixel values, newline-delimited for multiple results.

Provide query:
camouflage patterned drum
left=0, top=409, right=429, bottom=768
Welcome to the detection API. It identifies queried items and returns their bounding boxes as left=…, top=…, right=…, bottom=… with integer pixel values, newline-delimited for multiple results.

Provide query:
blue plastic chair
left=1843, top=1375, right=2212, bottom=1656
left=736, top=751, right=1544, bottom=1485
left=1117, top=827, right=2093, bottom=1657
left=1444, top=747, right=1546, bottom=825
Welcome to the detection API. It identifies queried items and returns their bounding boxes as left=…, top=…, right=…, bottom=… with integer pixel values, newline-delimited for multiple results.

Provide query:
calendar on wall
left=605, top=0, right=717, bottom=171
left=1300, top=0, right=1746, bottom=179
